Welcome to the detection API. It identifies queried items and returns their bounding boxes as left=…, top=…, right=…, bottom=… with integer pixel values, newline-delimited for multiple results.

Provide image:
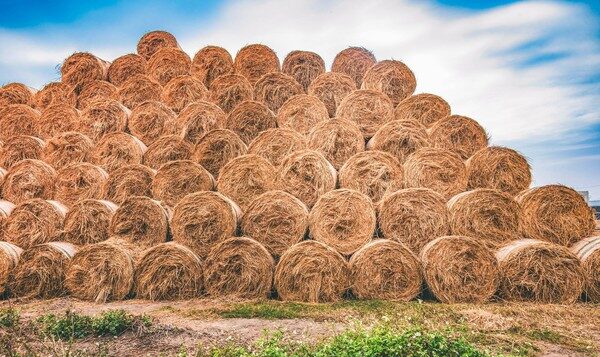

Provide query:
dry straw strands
left=78, top=99, right=130, bottom=141
left=161, top=75, right=208, bottom=113
left=571, top=236, right=600, bottom=302
left=368, top=120, right=430, bottom=163
left=248, top=128, right=307, bottom=167
left=42, top=131, right=94, bottom=170
left=0, top=241, right=22, bottom=295
left=109, top=196, right=170, bottom=248
left=118, top=74, right=162, bottom=109
left=55, top=163, right=108, bottom=207
left=0, top=82, right=37, bottom=107
left=146, top=47, right=191, bottom=86
left=307, top=72, right=356, bottom=118
left=0, top=136, right=45, bottom=169
left=467, top=146, right=532, bottom=195
left=496, top=239, right=584, bottom=303
left=177, top=101, right=226, bottom=144
left=208, top=74, right=254, bottom=114
left=128, top=101, right=178, bottom=146
left=332, top=47, right=376, bottom=88
left=349, top=239, right=422, bottom=301
left=1, top=159, right=57, bottom=204
left=61, top=52, right=109, bottom=85
left=4, top=199, right=67, bottom=249
left=74, top=80, right=118, bottom=109
left=0, top=104, right=40, bottom=141
left=134, top=242, right=203, bottom=300
left=0, top=201, right=16, bottom=238
left=234, top=44, right=280, bottom=85
left=282, top=50, right=326, bottom=92
left=275, top=240, right=350, bottom=303
left=92, top=132, right=147, bottom=172
left=395, top=93, right=451, bottom=128
left=516, top=185, right=595, bottom=246
left=421, top=235, right=499, bottom=303
left=307, top=118, right=364, bottom=170
left=254, top=72, right=303, bottom=113
left=143, top=135, right=192, bottom=169
left=429, top=115, right=489, bottom=160
left=309, top=189, right=376, bottom=256
left=362, top=60, right=417, bottom=106
left=241, top=190, right=308, bottom=257
left=0, top=170, right=5, bottom=199
left=277, top=94, right=329, bottom=136
left=137, top=30, right=180, bottom=61
left=152, top=160, right=214, bottom=207
left=192, top=45, right=234, bottom=89
left=336, top=89, right=394, bottom=139
left=191, top=129, right=247, bottom=178
left=104, top=164, right=156, bottom=204
left=61, top=199, right=117, bottom=245
left=34, top=82, right=77, bottom=109
left=203, top=237, right=275, bottom=299
left=222, top=100, right=277, bottom=145
left=38, top=103, right=79, bottom=138
left=107, top=53, right=147, bottom=87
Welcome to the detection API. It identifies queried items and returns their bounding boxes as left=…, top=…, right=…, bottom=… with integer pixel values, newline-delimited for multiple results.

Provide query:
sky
left=1, top=0, right=599, bottom=199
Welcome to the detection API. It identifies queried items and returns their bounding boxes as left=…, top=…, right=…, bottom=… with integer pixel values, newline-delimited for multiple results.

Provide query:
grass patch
left=0, top=307, right=19, bottom=328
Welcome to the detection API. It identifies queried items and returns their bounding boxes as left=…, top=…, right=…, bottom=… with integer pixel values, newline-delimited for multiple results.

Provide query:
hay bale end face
left=62, top=199, right=117, bottom=245
left=467, top=146, right=531, bottom=195
left=137, top=31, right=180, bottom=61
left=42, top=131, right=94, bottom=170
left=192, top=45, right=234, bottom=89
left=336, top=89, right=394, bottom=139
left=248, top=128, right=307, bottom=167
left=146, top=48, right=191, bottom=86
left=74, top=80, right=119, bottom=110
left=234, top=44, right=280, bottom=85
left=104, top=164, right=156, bottom=205
left=92, top=132, right=147, bottom=172
left=161, top=75, right=208, bottom=113
left=128, top=101, right=178, bottom=146
left=1, top=159, right=56, bottom=204
left=368, top=119, right=430, bottom=163
left=109, top=196, right=170, bottom=248
left=277, top=94, right=329, bottom=136
left=571, top=236, right=600, bottom=302
left=208, top=73, right=254, bottom=114
left=0, top=104, right=40, bottom=141
left=143, top=135, right=192, bottom=170
left=34, top=82, right=77, bottom=110
left=4, top=199, right=67, bottom=249
left=0, top=135, right=45, bottom=170
left=395, top=93, right=451, bottom=128
left=0, top=82, right=37, bottom=107
left=78, top=99, right=130, bottom=142
left=177, top=101, right=226, bottom=144
left=191, top=129, right=247, bottom=179
left=107, top=53, right=147, bottom=87
left=0, top=200, right=16, bottom=239
left=307, top=72, right=356, bottom=118
left=222, top=100, right=277, bottom=145
left=362, top=60, right=416, bottom=106
left=61, top=52, right=109, bottom=86
left=331, top=47, right=376, bottom=88
left=307, top=118, right=364, bottom=170
left=282, top=50, right=326, bottom=92
left=152, top=160, right=214, bottom=208
left=38, top=103, right=79, bottom=139
left=118, top=74, right=162, bottom=109
left=55, top=163, right=108, bottom=207
left=254, top=72, right=304, bottom=113
left=0, top=242, right=22, bottom=296
left=428, top=115, right=489, bottom=160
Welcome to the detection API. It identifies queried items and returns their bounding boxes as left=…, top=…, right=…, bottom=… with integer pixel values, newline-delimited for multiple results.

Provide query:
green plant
left=0, top=307, right=19, bottom=328
left=91, top=309, right=134, bottom=336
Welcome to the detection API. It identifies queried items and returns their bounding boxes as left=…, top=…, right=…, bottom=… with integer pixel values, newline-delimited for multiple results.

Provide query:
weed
left=0, top=307, right=19, bottom=328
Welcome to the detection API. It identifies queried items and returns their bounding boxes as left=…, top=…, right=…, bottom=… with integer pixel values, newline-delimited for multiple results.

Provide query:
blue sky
left=1, top=0, right=599, bottom=199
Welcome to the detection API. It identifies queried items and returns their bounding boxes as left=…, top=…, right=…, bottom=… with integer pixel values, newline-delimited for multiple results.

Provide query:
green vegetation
left=0, top=307, right=19, bottom=328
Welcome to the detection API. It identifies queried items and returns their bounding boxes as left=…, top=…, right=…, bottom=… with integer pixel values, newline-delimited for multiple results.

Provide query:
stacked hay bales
left=109, top=196, right=170, bottom=247
left=0, top=242, right=22, bottom=295
left=62, top=199, right=117, bottom=245
left=4, top=199, right=67, bottom=249
left=54, top=163, right=108, bottom=206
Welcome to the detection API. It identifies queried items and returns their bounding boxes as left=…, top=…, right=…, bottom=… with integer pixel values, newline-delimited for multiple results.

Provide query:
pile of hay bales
left=0, top=30, right=597, bottom=305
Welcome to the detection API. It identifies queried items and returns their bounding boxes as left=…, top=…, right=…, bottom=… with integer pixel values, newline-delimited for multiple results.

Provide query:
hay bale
left=496, top=239, right=584, bottom=303
left=367, top=119, right=430, bottom=163
left=4, top=199, right=67, bottom=249
left=448, top=189, right=520, bottom=249
left=118, top=74, right=162, bottom=109
left=92, top=132, right=147, bottom=172
left=275, top=240, right=350, bottom=302
left=107, top=53, right=147, bottom=87
left=571, top=236, right=600, bottom=302
left=0, top=104, right=40, bottom=141
left=307, top=118, right=364, bottom=170
left=78, top=99, right=130, bottom=141
left=282, top=50, right=325, bottom=92
left=61, top=52, right=109, bottom=85
left=34, top=82, right=76, bottom=109
left=248, top=128, right=307, bottom=167
left=137, top=30, right=180, bottom=61
left=9, top=242, right=77, bottom=299
left=0, top=169, right=5, bottom=199
left=429, top=115, right=488, bottom=159
left=277, top=94, right=329, bottom=135
left=517, top=185, right=595, bottom=246
left=222, top=100, right=276, bottom=144
left=208, top=73, right=254, bottom=113
left=403, top=148, right=467, bottom=200
left=277, top=149, right=337, bottom=208
left=336, top=89, right=394, bottom=139
left=161, top=75, right=208, bottom=113
left=134, top=242, right=203, bottom=300
left=395, top=93, right=451, bottom=128
left=143, top=135, right=192, bottom=170
left=74, top=80, right=119, bottom=109
left=307, top=72, right=356, bottom=118
left=361, top=60, right=416, bottom=106
left=1, top=159, right=57, bottom=204
left=0, top=136, right=45, bottom=169
left=309, top=189, right=376, bottom=255
left=0, top=241, right=22, bottom=296
left=350, top=239, right=422, bottom=301
left=62, top=199, right=117, bottom=245
left=338, top=151, right=403, bottom=203
left=467, top=146, right=531, bottom=195
left=254, top=72, right=303, bottom=113
left=204, top=237, right=274, bottom=299
left=192, top=45, right=234, bottom=89
left=0, top=201, right=16, bottom=239
left=0, top=83, right=36, bottom=107
left=152, top=160, right=214, bottom=207
left=128, top=100, right=177, bottom=145
left=42, top=131, right=94, bottom=170
left=54, top=163, right=108, bottom=207
left=177, top=101, right=225, bottom=144
left=171, top=191, right=240, bottom=258
left=38, top=103, right=79, bottom=139
left=332, top=47, right=376, bottom=88
left=104, top=164, right=156, bottom=204
left=191, top=129, right=247, bottom=178
left=234, top=44, right=280, bottom=85
left=109, top=196, right=170, bottom=248
left=146, top=47, right=191, bottom=86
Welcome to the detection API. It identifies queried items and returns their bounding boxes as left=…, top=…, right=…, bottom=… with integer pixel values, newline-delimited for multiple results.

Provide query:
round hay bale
left=403, top=148, right=467, bottom=200
left=241, top=190, right=308, bottom=257
left=34, top=82, right=76, bottom=109
left=309, top=189, right=376, bottom=255
left=4, top=199, right=67, bottom=249
left=448, top=189, right=520, bottom=249
left=177, top=101, right=225, bottom=144
left=248, top=128, right=307, bottom=167
left=128, top=100, right=178, bottom=146
left=1, top=159, right=57, bottom=204
left=109, top=196, right=170, bottom=248
left=307, top=118, right=364, bottom=170
left=338, top=151, right=403, bottom=203
left=0, top=83, right=37, bottom=107
left=0, top=169, right=5, bottom=199
left=38, top=103, right=79, bottom=139
left=496, top=239, right=584, bottom=303
left=143, top=135, right=192, bottom=170
left=234, top=44, right=280, bottom=85
left=222, top=100, right=276, bottom=145
left=191, top=129, right=247, bottom=178
left=161, top=75, right=208, bottom=113
left=277, top=94, right=329, bottom=135
left=350, top=239, right=422, bottom=301
left=367, top=120, right=430, bottom=163
left=275, top=240, right=350, bottom=302
left=277, top=149, right=337, bottom=208
left=192, top=45, right=234, bottom=89
left=0, top=201, right=16, bottom=239
left=42, top=131, right=94, bottom=170
left=134, top=242, right=203, bottom=300
left=203, top=236, right=274, bottom=299
left=61, top=52, right=109, bottom=86
left=137, top=30, right=180, bottom=61
left=254, top=72, right=303, bottom=113
left=307, top=72, right=356, bottom=118
left=208, top=73, right=253, bottom=113
left=118, top=74, right=162, bottom=109
left=0, top=104, right=40, bottom=141
left=282, top=50, right=325, bottom=92
left=0, top=136, right=45, bottom=169
left=395, top=93, right=451, bottom=128
left=571, top=236, right=600, bottom=302
left=171, top=191, right=240, bottom=258
left=9, top=242, right=77, bottom=299
left=92, top=132, right=147, bottom=172
left=78, top=99, right=130, bottom=141
left=362, top=60, right=416, bottom=106
left=146, top=47, right=191, bottom=86
left=152, top=160, right=214, bottom=207
left=54, top=163, right=108, bottom=207
left=331, top=47, right=376, bottom=88
left=107, top=53, right=147, bottom=87
left=0, top=241, right=22, bottom=296
left=104, top=164, right=156, bottom=204
left=517, top=185, right=595, bottom=246
left=336, top=89, right=394, bottom=139
left=62, top=199, right=117, bottom=245
left=467, top=146, right=531, bottom=195
left=74, top=80, right=119, bottom=109
left=429, top=115, right=488, bottom=160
